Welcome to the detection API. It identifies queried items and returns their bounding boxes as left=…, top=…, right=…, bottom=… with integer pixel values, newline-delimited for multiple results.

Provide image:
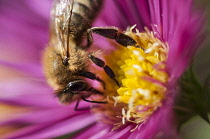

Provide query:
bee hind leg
left=88, top=54, right=120, bottom=87
left=87, top=27, right=144, bottom=50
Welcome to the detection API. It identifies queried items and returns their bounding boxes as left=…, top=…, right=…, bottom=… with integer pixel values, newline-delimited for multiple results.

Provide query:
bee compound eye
left=68, top=80, right=88, bottom=91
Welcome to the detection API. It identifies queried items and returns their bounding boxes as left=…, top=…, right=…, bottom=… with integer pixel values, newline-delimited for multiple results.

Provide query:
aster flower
left=0, top=0, right=206, bottom=138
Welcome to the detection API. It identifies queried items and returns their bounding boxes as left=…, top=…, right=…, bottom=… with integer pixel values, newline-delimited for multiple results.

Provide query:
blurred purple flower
left=0, top=0, right=204, bottom=138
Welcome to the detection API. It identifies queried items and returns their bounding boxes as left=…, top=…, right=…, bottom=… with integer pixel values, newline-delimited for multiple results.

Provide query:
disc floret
left=94, top=26, right=169, bottom=129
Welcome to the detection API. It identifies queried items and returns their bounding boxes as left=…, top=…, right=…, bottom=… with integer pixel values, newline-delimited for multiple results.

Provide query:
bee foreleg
left=81, top=95, right=107, bottom=104
left=87, top=27, right=143, bottom=49
left=74, top=99, right=90, bottom=111
left=88, top=54, right=120, bottom=87
left=80, top=71, right=106, bottom=89
left=74, top=99, right=103, bottom=111
left=74, top=87, right=107, bottom=111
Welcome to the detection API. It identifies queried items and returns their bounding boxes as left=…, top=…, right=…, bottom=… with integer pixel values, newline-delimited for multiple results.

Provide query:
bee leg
left=74, top=99, right=90, bottom=111
left=75, top=96, right=106, bottom=110
left=81, top=95, right=107, bottom=104
left=88, top=54, right=120, bottom=87
left=80, top=71, right=106, bottom=89
left=74, top=88, right=107, bottom=111
left=87, top=27, right=144, bottom=50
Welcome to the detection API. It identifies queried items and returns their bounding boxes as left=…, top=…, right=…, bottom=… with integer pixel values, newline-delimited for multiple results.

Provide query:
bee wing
left=49, top=0, right=74, bottom=57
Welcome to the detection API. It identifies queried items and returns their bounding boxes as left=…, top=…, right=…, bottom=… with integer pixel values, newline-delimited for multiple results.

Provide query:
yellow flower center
left=92, top=26, right=169, bottom=130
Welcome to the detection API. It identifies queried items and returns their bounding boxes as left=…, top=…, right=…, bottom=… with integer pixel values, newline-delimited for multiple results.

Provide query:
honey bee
left=43, top=0, right=139, bottom=110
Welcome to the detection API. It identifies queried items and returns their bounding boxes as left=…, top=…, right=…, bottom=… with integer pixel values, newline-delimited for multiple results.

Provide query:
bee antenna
left=66, top=0, right=74, bottom=58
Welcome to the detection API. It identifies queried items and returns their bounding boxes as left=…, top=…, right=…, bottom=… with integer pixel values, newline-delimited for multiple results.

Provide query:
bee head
left=55, top=79, right=89, bottom=103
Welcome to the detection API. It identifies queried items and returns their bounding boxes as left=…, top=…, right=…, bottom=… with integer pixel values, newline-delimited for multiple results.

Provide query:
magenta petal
left=73, top=123, right=111, bottom=139
left=0, top=60, right=43, bottom=78
left=100, top=125, right=134, bottom=139
left=130, top=105, right=177, bottom=139
left=0, top=101, right=91, bottom=126
left=94, top=0, right=151, bottom=31
left=148, top=0, right=161, bottom=27
left=24, top=0, right=52, bottom=19
left=0, top=78, right=90, bottom=108
left=0, top=0, right=49, bottom=63
left=3, top=113, right=95, bottom=139
left=148, top=0, right=204, bottom=78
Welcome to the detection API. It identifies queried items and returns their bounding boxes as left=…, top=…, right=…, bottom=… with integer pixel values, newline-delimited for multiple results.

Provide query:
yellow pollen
left=93, top=26, right=169, bottom=129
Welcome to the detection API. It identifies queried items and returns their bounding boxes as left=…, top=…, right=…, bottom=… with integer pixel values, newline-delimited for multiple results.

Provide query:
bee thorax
left=67, top=49, right=88, bottom=71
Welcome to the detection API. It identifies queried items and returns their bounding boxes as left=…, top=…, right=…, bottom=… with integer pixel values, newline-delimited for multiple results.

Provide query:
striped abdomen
left=69, top=0, right=103, bottom=43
